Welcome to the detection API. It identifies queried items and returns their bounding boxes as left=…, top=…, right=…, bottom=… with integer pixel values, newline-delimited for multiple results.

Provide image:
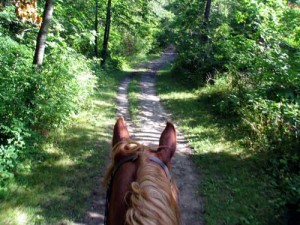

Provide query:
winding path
left=116, top=47, right=204, bottom=225
left=84, top=47, right=204, bottom=225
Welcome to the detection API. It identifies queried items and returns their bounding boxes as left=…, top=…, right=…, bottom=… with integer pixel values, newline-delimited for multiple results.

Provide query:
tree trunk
left=203, top=0, right=212, bottom=26
left=33, top=0, right=55, bottom=67
left=94, top=0, right=99, bottom=57
left=101, top=0, right=112, bottom=67
left=203, top=0, right=214, bottom=85
left=201, top=0, right=212, bottom=43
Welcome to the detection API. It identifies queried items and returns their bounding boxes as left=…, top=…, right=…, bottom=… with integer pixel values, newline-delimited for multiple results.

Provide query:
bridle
left=104, top=152, right=172, bottom=225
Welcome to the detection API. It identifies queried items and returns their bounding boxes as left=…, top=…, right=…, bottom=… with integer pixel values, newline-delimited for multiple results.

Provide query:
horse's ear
left=158, top=121, right=176, bottom=163
left=112, top=117, right=130, bottom=147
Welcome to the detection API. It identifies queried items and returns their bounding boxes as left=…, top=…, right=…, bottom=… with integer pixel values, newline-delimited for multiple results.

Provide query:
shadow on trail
left=159, top=95, right=281, bottom=224
left=191, top=151, right=280, bottom=225
left=12, top=125, right=109, bottom=224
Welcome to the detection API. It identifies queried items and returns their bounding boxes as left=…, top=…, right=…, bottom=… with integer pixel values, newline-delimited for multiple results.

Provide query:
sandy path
left=83, top=47, right=204, bottom=225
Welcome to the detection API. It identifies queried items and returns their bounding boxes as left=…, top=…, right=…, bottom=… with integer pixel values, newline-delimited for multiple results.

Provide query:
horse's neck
left=108, top=163, right=136, bottom=225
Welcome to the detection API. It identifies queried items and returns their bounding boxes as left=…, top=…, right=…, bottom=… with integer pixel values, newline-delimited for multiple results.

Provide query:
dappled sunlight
left=92, top=99, right=114, bottom=107
left=123, top=68, right=149, bottom=73
left=160, top=91, right=197, bottom=100
left=1, top=0, right=297, bottom=223
left=0, top=70, right=126, bottom=224
left=184, top=126, right=244, bottom=156
left=156, top=65, right=280, bottom=225
left=0, top=208, right=29, bottom=225
left=159, top=90, right=248, bottom=158
left=96, top=91, right=116, bottom=100
left=4, top=137, right=109, bottom=224
left=15, top=211, right=28, bottom=225
left=87, top=211, right=105, bottom=221
left=53, top=156, right=76, bottom=167
left=193, top=139, right=242, bottom=155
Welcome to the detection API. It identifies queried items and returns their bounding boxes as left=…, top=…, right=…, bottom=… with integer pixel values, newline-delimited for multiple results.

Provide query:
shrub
left=241, top=97, right=300, bottom=219
left=0, top=36, right=97, bottom=189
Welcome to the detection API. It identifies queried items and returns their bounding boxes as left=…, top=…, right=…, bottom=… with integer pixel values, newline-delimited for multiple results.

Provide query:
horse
left=103, top=117, right=181, bottom=225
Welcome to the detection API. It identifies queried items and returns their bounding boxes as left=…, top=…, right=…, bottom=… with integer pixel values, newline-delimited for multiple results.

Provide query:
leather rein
left=104, top=153, right=172, bottom=225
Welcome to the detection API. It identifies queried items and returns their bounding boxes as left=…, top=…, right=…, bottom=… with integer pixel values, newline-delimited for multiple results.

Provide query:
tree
left=202, top=0, right=212, bottom=44
left=94, top=0, right=99, bottom=57
left=33, top=0, right=54, bottom=67
left=203, top=0, right=212, bottom=26
left=101, top=0, right=112, bottom=66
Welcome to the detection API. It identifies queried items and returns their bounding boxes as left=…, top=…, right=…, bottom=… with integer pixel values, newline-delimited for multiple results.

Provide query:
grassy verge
left=156, top=70, right=279, bottom=225
left=0, top=70, right=126, bottom=225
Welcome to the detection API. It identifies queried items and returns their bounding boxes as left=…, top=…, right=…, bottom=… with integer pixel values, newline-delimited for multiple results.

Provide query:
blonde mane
left=103, top=140, right=181, bottom=225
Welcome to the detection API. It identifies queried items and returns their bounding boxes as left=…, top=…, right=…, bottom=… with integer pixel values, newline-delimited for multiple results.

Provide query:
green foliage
left=0, top=36, right=33, bottom=189
left=0, top=69, right=126, bottom=224
left=32, top=49, right=96, bottom=130
left=0, top=122, right=28, bottom=191
left=52, top=0, right=97, bottom=56
left=107, top=0, right=164, bottom=66
left=165, top=0, right=300, bottom=222
left=0, top=35, right=96, bottom=190
left=1, top=0, right=299, bottom=222
left=241, top=97, right=300, bottom=219
left=157, top=68, right=279, bottom=225
left=48, top=0, right=167, bottom=65
left=0, top=4, right=39, bottom=45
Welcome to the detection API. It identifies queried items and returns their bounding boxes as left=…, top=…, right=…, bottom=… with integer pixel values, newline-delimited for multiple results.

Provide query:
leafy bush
left=32, top=48, right=97, bottom=131
left=241, top=97, right=300, bottom=219
left=0, top=36, right=96, bottom=189
left=168, top=0, right=300, bottom=221
left=0, top=36, right=32, bottom=189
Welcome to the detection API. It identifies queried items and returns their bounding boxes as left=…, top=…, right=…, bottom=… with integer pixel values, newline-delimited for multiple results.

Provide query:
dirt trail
left=117, top=47, right=204, bottom=225
left=83, top=47, right=204, bottom=225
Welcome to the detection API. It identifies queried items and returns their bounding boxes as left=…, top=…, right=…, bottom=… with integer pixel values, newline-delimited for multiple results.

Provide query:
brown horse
left=103, top=117, right=180, bottom=225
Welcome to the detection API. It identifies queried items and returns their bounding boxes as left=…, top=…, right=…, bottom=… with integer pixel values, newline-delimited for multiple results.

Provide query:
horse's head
left=103, top=117, right=180, bottom=225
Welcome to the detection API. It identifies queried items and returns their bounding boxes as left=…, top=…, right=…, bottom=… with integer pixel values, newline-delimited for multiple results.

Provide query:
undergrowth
left=0, top=35, right=97, bottom=190
left=157, top=69, right=280, bottom=225
left=0, top=69, right=126, bottom=224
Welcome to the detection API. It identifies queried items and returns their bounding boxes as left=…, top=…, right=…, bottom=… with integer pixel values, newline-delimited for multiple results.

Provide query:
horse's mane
left=103, top=140, right=180, bottom=225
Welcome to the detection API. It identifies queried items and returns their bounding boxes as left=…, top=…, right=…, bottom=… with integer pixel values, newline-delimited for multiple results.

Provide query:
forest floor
left=84, top=47, right=204, bottom=225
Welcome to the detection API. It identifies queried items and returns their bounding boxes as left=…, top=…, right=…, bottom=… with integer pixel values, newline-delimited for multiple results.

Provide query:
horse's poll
left=103, top=117, right=181, bottom=225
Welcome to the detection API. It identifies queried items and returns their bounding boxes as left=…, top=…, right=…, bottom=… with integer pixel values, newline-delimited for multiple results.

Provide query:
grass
left=0, top=70, right=127, bottom=225
left=128, top=74, right=141, bottom=123
left=126, top=51, right=163, bottom=123
left=156, top=69, right=279, bottom=225
left=125, top=53, right=160, bottom=70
